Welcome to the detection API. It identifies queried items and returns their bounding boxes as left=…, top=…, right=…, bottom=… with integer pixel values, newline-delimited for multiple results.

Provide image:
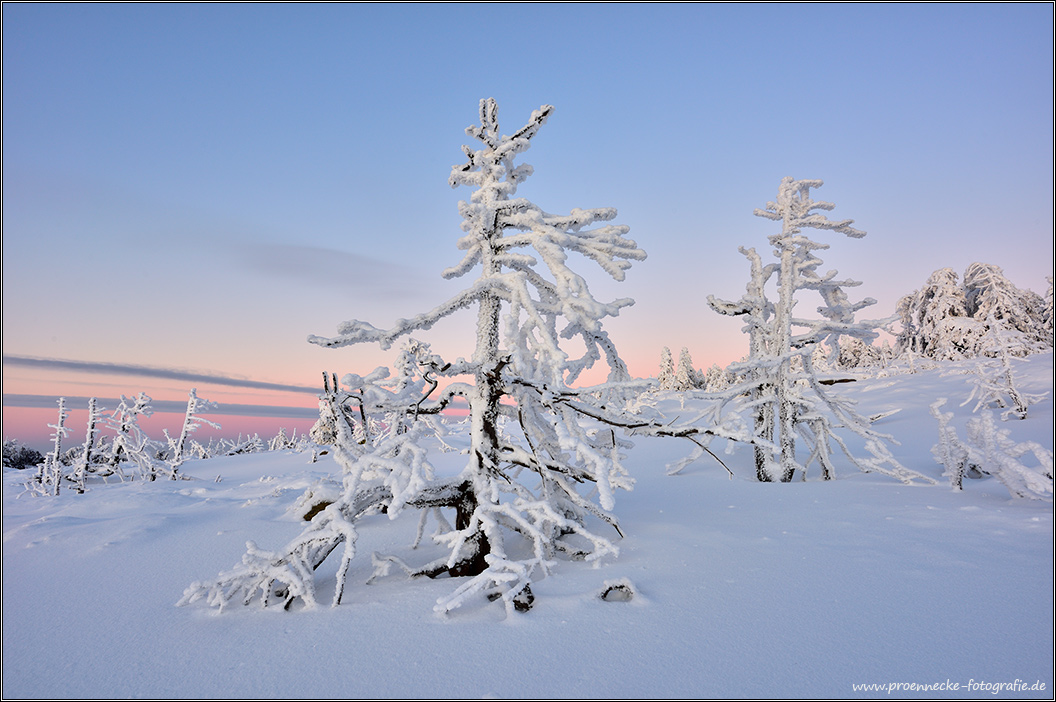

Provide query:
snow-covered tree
left=961, top=318, right=1048, bottom=420
left=1044, top=276, right=1054, bottom=342
left=105, top=393, right=159, bottom=480
left=963, top=263, right=1043, bottom=336
left=268, top=427, right=295, bottom=452
left=182, top=98, right=682, bottom=616
left=896, top=263, right=1051, bottom=360
left=702, top=363, right=731, bottom=392
left=834, top=337, right=885, bottom=371
left=35, top=398, right=71, bottom=495
left=896, top=268, right=984, bottom=360
left=708, top=177, right=929, bottom=485
left=70, top=397, right=105, bottom=493
left=165, top=389, right=220, bottom=477
left=674, top=347, right=699, bottom=391
left=657, top=346, right=674, bottom=390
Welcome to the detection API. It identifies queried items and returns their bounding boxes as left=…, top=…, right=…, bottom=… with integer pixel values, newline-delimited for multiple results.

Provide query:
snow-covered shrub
left=930, top=397, right=1052, bottom=500
left=182, top=98, right=692, bottom=616
left=707, top=177, right=929, bottom=485
left=104, top=393, right=163, bottom=481
left=964, top=411, right=1053, bottom=500
left=929, top=398, right=974, bottom=491
left=3, top=439, right=44, bottom=471
left=220, top=434, right=265, bottom=456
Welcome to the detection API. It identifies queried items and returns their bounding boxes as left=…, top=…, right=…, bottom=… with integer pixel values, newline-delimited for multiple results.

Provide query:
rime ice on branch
left=183, top=98, right=654, bottom=616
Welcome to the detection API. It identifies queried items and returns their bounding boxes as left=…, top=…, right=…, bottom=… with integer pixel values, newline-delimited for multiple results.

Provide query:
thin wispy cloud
left=239, top=243, right=429, bottom=297
left=2, top=355, right=319, bottom=395
left=2, top=393, right=318, bottom=419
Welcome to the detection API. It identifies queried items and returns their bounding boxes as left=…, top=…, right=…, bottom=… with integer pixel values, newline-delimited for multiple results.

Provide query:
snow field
left=3, top=355, right=1052, bottom=698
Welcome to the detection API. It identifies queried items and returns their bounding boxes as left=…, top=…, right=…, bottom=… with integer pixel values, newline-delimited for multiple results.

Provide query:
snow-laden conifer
left=674, top=347, right=699, bottom=391
left=708, top=177, right=930, bottom=485
left=182, top=99, right=684, bottom=616
left=896, top=268, right=983, bottom=360
left=1044, top=276, right=1054, bottom=343
left=657, top=346, right=674, bottom=390
left=703, top=363, right=731, bottom=392
left=2, top=440, right=44, bottom=471
left=963, top=263, right=1044, bottom=337
left=268, top=427, right=295, bottom=452
left=896, top=264, right=1051, bottom=360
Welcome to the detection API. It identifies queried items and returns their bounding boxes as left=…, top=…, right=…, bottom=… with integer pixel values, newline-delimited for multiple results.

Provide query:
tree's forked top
left=309, top=98, right=644, bottom=372
left=754, top=176, right=866, bottom=241
left=449, top=97, right=554, bottom=193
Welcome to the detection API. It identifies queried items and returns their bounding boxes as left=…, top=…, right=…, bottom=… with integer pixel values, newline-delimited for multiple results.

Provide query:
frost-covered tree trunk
left=39, top=398, right=70, bottom=495
left=71, top=397, right=104, bottom=493
left=753, top=178, right=866, bottom=481
left=166, top=389, right=220, bottom=478
left=771, top=211, right=799, bottom=481
left=708, top=246, right=777, bottom=480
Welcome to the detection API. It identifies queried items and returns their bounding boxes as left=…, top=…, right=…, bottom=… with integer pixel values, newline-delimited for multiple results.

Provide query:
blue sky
left=3, top=3, right=1053, bottom=447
